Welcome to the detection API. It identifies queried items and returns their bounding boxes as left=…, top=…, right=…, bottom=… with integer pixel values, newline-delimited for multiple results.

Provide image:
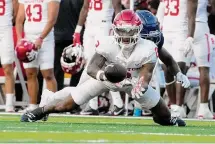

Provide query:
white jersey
left=0, top=0, right=13, bottom=27
left=196, top=0, right=208, bottom=23
left=162, top=0, right=188, bottom=32
left=86, top=0, right=114, bottom=24
left=19, top=0, right=61, bottom=40
left=95, top=36, right=158, bottom=79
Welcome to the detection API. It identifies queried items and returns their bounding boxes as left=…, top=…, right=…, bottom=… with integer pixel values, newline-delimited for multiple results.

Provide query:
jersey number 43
left=0, top=0, right=5, bottom=16
left=26, top=4, right=42, bottom=22
left=89, top=0, right=102, bottom=11
left=163, top=0, right=179, bottom=16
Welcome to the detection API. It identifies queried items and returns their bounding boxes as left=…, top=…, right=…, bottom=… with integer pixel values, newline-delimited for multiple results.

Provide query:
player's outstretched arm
left=159, top=48, right=190, bottom=88
left=39, top=1, right=60, bottom=40
left=112, top=0, right=122, bottom=16
left=158, top=48, right=181, bottom=75
left=87, top=53, right=107, bottom=81
left=15, top=3, right=25, bottom=42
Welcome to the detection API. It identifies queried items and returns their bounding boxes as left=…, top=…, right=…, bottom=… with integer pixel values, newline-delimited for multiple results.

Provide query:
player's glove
left=183, top=37, right=194, bottom=57
left=176, top=72, right=190, bottom=88
left=73, top=33, right=81, bottom=45
left=131, top=77, right=146, bottom=99
left=26, top=49, right=38, bottom=62
left=73, top=25, right=82, bottom=46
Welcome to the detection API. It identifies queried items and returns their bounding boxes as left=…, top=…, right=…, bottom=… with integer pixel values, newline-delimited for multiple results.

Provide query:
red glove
left=73, top=33, right=81, bottom=46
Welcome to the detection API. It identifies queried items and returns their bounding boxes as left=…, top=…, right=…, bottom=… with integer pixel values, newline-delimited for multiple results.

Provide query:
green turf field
left=0, top=113, right=215, bottom=143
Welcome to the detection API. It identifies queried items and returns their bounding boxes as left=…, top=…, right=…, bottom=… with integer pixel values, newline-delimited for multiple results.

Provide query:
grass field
left=0, top=113, right=215, bottom=143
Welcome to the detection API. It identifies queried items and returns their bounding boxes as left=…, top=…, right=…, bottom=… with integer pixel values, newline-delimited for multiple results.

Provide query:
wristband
left=165, top=78, right=176, bottom=86
left=96, top=70, right=106, bottom=81
left=75, top=25, right=83, bottom=33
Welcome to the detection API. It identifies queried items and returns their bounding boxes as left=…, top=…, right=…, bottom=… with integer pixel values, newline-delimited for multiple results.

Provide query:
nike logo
left=113, top=108, right=124, bottom=116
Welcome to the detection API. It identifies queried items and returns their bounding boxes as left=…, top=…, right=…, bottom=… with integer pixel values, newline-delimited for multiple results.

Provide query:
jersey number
left=164, top=0, right=179, bottom=16
left=26, top=4, right=42, bottom=22
left=89, top=0, right=102, bottom=11
left=0, top=0, right=5, bottom=16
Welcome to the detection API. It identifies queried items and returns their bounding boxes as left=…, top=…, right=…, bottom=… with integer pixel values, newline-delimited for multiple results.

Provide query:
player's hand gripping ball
left=104, top=63, right=127, bottom=83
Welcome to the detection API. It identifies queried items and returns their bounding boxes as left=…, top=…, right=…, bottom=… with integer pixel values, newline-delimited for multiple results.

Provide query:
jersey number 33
left=0, top=0, right=5, bottom=16
left=163, top=0, right=180, bottom=16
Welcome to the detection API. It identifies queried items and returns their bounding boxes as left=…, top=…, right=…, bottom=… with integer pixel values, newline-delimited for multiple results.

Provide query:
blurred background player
left=191, top=0, right=214, bottom=119
left=0, top=0, right=18, bottom=112
left=156, top=0, right=198, bottom=118
left=15, top=0, right=60, bottom=112
left=54, top=0, right=84, bottom=91
left=72, top=0, right=125, bottom=116
left=135, top=10, right=190, bottom=116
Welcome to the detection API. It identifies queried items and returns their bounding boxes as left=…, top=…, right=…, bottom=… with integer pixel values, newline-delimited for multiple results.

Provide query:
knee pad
left=135, top=85, right=160, bottom=110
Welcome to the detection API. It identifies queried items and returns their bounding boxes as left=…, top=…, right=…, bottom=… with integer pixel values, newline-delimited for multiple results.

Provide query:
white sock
left=29, top=104, right=38, bottom=109
left=6, top=94, right=15, bottom=106
left=89, top=97, right=98, bottom=110
left=199, top=103, right=208, bottom=110
left=134, top=101, right=141, bottom=109
left=110, top=91, right=123, bottom=108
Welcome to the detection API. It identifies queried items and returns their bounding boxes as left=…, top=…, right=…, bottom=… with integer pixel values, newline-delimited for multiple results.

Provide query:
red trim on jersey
left=205, top=33, right=210, bottom=62
left=188, top=77, right=199, bottom=80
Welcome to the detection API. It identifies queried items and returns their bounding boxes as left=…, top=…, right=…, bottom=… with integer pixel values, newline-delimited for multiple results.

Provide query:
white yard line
left=0, top=112, right=215, bottom=122
left=1, top=129, right=215, bottom=137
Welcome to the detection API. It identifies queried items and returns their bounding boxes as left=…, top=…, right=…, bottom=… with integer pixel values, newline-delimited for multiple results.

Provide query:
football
left=104, top=63, right=127, bottom=83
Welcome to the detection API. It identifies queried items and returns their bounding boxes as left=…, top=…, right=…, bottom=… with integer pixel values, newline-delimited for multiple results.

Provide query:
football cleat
left=170, top=117, right=186, bottom=127
left=105, top=105, right=125, bottom=116
left=80, top=105, right=99, bottom=115
left=20, top=107, right=46, bottom=122
left=20, top=112, right=37, bottom=122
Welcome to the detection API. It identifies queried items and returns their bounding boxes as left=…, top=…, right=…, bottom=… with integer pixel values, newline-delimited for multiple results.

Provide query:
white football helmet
left=61, top=44, right=85, bottom=74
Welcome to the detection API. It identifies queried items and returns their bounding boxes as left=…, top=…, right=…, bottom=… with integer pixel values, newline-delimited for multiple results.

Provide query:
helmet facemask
left=113, top=24, right=142, bottom=49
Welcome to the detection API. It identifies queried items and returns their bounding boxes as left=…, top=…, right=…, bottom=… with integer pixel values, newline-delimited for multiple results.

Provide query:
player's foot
left=105, top=105, right=125, bottom=116
left=18, top=104, right=38, bottom=113
left=80, top=106, right=99, bottom=115
left=197, top=107, right=214, bottom=119
left=20, top=107, right=46, bottom=122
left=39, top=89, right=53, bottom=121
left=5, top=105, right=15, bottom=112
left=170, top=105, right=186, bottom=118
left=170, top=117, right=186, bottom=126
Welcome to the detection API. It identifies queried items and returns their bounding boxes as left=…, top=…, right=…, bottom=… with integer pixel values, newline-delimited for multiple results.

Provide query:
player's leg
left=1, top=27, right=15, bottom=112
left=105, top=91, right=125, bottom=116
left=80, top=26, right=99, bottom=115
left=193, top=23, right=214, bottom=119
left=21, top=78, right=109, bottom=122
left=40, top=40, right=57, bottom=92
left=24, top=67, right=39, bottom=111
left=133, top=63, right=186, bottom=126
left=163, top=32, right=188, bottom=118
